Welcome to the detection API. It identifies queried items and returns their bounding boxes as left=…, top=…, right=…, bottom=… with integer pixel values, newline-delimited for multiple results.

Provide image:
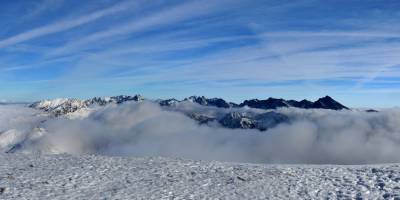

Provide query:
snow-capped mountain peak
left=30, top=95, right=144, bottom=116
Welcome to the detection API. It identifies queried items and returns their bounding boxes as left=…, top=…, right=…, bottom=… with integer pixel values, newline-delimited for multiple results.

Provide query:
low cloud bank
left=0, top=105, right=46, bottom=151
left=0, top=105, right=43, bottom=132
left=2, top=102, right=400, bottom=164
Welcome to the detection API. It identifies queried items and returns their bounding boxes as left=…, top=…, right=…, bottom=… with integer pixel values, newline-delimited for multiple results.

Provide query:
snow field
left=1, top=153, right=400, bottom=199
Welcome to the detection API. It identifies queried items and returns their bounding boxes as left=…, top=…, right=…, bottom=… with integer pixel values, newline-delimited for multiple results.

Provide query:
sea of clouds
left=1, top=101, right=400, bottom=164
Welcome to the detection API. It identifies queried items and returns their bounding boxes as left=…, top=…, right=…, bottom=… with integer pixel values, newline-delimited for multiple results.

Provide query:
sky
left=0, top=0, right=399, bottom=107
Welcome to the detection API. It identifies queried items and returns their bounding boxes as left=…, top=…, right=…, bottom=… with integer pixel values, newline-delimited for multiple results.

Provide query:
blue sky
left=0, top=0, right=400, bottom=107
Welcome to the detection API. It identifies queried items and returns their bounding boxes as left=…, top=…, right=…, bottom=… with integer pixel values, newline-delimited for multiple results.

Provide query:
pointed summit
left=311, top=96, right=349, bottom=110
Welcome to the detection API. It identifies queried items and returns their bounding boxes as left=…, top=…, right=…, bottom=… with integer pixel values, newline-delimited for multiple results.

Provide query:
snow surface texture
left=1, top=153, right=400, bottom=199
left=2, top=102, right=400, bottom=164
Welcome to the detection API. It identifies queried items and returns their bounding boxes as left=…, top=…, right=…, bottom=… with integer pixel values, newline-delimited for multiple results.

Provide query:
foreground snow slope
left=1, top=154, right=400, bottom=199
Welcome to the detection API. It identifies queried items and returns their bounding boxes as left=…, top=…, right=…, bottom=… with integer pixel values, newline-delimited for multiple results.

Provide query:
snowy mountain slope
left=0, top=153, right=399, bottom=199
left=29, top=95, right=144, bottom=116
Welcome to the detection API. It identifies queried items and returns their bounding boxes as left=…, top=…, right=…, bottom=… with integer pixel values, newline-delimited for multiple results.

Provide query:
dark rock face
left=87, top=95, right=144, bottom=105
left=159, top=99, right=179, bottom=107
left=219, top=112, right=256, bottom=129
left=185, top=96, right=230, bottom=108
left=254, top=112, right=290, bottom=131
left=240, top=98, right=289, bottom=109
left=219, top=111, right=289, bottom=131
left=186, top=113, right=215, bottom=124
left=53, top=101, right=84, bottom=116
left=87, top=97, right=109, bottom=106
left=185, top=96, right=205, bottom=105
left=366, top=109, right=379, bottom=113
left=206, top=98, right=231, bottom=108
left=310, top=96, right=348, bottom=110
left=109, top=95, right=144, bottom=104
left=287, top=99, right=314, bottom=108
left=228, top=102, right=240, bottom=108
left=239, top=96, right=348, bottom=110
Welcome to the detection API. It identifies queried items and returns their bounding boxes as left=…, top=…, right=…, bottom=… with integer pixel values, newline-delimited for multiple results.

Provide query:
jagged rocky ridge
left=29, top=95, right=348, bottom=131
left=239, top=96, right=348, bottom=110
left=30, top=95, right=144, bottom=116
left=159, top=95, right=348, bottom=110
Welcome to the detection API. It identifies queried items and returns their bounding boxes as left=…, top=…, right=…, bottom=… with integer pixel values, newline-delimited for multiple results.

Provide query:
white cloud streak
left=0, top=0, right=139, bottom=48
left=23, top=0, right=65, bottom=20
left=46, top=0, right=234, bottom=57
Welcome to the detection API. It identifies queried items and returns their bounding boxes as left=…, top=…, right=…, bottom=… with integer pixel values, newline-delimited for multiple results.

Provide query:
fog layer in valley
left=1, top=102, right=400, bottom=164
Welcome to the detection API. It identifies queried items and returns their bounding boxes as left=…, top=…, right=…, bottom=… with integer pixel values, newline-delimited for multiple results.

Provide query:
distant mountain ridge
left=30, top=95, right=348, bottom=116
left=239, top=96, right=348, bottom=110
left=28, top=95, right=349, bottom=131
left=175, top=95, right=348, bottom=110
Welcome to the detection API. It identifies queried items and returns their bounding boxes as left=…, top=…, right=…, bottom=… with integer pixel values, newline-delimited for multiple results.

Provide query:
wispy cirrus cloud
left=46, top=0, right=239, bottom=58
left=0, top=0, right=140, bottom=48
left=1, top=0, right=400, bottom=107
left=23, top=0, right=65, bottom=20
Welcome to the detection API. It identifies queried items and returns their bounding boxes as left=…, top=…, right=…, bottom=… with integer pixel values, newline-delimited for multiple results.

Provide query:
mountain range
left=239, top=96, right=348, bottom=110
left=162, top=95, right=348, bottom=110
left=27, top=95, right=349, bottom=131
left=30, top=95, right=348, bottom=114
